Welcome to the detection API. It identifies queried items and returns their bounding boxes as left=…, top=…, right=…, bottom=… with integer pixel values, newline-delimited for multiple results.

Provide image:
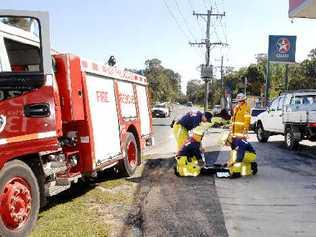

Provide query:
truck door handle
left=24, top=103, right=50, bottom=118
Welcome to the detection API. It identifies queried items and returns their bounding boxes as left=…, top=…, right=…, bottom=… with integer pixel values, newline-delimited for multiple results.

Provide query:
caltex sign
left=268, top=35, right=296, bottom=63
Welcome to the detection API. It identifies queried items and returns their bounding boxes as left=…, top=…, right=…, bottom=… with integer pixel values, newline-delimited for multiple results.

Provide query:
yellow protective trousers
left=227, top=150, right=257, bottom=176
left=175, top=156, right=201, bottom=177
left=172, top=123, right=189, bottom=150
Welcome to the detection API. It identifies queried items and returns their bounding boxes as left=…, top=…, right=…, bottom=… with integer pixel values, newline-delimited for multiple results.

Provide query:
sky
left=1, top=0, right=315, bottom=93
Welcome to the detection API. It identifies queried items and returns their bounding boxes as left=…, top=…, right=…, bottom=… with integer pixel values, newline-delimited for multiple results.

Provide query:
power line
left=161, top=0, right=191, bottom=41
left=174, top=0, right=197, bottom=41
left=187, top=0, right=205, bottom=34
left=202, top=0, right=209, bottom=9
left=187, top=0, right=194, bottom=11
left=161, top=0, right=203, bottom=58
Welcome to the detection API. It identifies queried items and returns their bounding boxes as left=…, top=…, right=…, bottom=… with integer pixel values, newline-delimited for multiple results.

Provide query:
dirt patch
left=124, top=158, right=229, bottom=237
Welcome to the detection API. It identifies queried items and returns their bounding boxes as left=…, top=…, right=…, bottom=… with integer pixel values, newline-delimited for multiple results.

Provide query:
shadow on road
left=152, top=123, right=172, bottom=127
left=120, top=156, right=229, bottom=237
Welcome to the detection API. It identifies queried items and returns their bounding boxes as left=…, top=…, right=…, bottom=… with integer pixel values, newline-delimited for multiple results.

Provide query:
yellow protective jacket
left=231, top=102, right=251, bottom=138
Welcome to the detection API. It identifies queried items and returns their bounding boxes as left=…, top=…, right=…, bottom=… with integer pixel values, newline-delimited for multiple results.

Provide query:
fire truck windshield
left=0, top=16, right=45, bottom=101
left=2, top=37, right=41, bottom=73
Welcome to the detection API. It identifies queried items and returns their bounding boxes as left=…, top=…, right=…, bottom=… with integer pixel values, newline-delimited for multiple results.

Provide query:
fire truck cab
left=0, top=10, right=152, bottom=236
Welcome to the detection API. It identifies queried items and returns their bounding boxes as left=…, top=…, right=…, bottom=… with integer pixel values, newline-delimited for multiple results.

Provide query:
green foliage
left=144, top=58, right=182, bottom=103
left=139, top=48, right=316, bottom=106
left=186, top=80, right=204, bottom=104
left=223, top=48, right=316, bottom=101
left=211, top=116, right=230, bottom=128
left=1, top=17, right=32, bottom=31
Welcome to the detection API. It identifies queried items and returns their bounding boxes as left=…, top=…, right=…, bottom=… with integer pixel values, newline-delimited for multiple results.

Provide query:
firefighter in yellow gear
left=221, top=132, right=258, bottom=177
left=231, top=93, right=251, bottom=138
left=172, top=111, right=212, bottom=151
left=175, top=124, right=211, bottom=177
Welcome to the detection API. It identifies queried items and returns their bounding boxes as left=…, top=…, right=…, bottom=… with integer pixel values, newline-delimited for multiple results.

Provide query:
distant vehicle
left=249, top=108, right=266, bottom=131
left=256, top=90, right=316, bottom=150
left=152, top=103, right=170, bottom=117
left=186, top=101, right=193, bottom=107
left=212, top=105, right=222, bottom=115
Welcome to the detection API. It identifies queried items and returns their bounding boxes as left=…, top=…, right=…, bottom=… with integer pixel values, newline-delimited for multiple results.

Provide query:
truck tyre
left=256, top=123, right=269, bottom=143
left=0, top=160, right=40, bottom=237
left=119, top=132, right=139, bottom=177
left=285, top=127, right=299, bottom=150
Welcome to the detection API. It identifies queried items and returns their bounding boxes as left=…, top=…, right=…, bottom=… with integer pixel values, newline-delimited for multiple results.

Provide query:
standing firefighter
left=172, top=111, right=213, bottom=150
left=231, top=93, right=251, bottom=138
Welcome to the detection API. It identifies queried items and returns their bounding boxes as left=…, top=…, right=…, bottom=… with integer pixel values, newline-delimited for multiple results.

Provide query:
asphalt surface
left=140, top=105, right=228, bottom=237
left=142, top=104, right=316, bottom=237
left=215, top=134, right=316, bottom=237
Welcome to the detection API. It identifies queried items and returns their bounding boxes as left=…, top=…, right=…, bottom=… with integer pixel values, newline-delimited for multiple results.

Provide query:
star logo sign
left=277, top=38, right=290, bottom=54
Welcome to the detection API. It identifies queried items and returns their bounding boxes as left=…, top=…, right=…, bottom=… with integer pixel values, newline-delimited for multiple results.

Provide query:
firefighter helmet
left=235, top=93, right=246, bottom=102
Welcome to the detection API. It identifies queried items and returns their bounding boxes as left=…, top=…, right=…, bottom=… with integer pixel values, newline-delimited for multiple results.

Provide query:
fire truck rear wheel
left=120, top=132, right=139, bottom=177
left=0, top=160, right=40, bottom=237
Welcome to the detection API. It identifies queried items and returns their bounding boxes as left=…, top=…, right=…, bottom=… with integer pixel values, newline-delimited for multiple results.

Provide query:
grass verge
left=30, top=168, right=142, bottom=237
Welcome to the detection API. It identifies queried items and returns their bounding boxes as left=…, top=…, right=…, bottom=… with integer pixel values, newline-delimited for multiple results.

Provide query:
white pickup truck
left=256, top=90, right=316, bottom=150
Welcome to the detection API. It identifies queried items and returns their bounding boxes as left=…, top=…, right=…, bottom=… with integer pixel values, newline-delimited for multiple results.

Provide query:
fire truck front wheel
left=0, top=160, right=40, bottom=237
left=120, top=132, right=139, bottom=176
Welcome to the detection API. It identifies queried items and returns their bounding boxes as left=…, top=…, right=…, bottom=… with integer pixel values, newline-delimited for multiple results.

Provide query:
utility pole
left=244, top=77, right=247, bottom=96
left=220, top=55, right=226, bottom=108
left=190, top=8, right=227, bottom=112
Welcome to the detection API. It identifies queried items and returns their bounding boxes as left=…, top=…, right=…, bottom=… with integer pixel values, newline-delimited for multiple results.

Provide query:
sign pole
left=264, top=61, right=270, bottom=106
left=266, top=35, right=296, bottom=106
left=284, top=64, right=289, bottom=91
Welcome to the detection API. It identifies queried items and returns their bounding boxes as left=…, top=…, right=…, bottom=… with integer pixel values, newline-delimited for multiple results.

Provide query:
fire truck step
left=46, top=183, right=71, bottom=197
left=56, top=174, right=82, bottom=186
left=43, top=164, right=68, bottom=177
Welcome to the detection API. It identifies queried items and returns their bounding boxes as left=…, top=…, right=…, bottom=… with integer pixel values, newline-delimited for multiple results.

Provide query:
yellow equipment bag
left=175, top=156, right=201, bottom=177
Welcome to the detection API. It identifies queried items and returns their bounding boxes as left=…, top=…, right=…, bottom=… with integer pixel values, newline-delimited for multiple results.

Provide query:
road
left=140, top=104, right=316, bottom=237
left=140, top=105, right=228, bottom=236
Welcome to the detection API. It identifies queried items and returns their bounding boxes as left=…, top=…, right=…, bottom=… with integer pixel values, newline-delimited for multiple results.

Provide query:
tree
left=186, top=80, right=203, bottom=104
left=144, top=58, right=182, bottom=103
left=1, top=17, right=32, bottom=31
left=245, top=64, right=265, bottom=96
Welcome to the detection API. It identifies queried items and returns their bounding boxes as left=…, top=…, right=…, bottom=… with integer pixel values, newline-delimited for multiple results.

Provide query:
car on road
left=152, top=103, right=170, bottom=117
left=186, top=101, right=193, bottom=107
left=256, top=90, right=316, bottom=150
left=249, top=107, right=266, bottom=131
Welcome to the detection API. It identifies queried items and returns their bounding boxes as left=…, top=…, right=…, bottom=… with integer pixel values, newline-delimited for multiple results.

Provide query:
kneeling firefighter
left=172, top=111, right=213, bottom=151
left=223, top=134, right=258, bottom=178
left=175, top=123, right=211, bottom=177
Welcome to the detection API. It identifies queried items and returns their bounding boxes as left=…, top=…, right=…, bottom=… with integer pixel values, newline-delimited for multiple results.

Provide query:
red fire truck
left=0, top=10, right=153, bottom=236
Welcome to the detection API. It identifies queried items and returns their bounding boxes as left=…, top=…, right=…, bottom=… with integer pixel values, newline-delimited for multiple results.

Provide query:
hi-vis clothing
left=177, top=137, right=203, bottom=161
left=175, top=156, right=201, bottom=177
left=173, top=123, right=189, bottom=150
left=231, top=102, right=251, bottom=138
left=230, top=138, right=256, bottom=162
left=227, top=137, right=257, bottom=176
left=173, top=111, right=203, bottom=150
